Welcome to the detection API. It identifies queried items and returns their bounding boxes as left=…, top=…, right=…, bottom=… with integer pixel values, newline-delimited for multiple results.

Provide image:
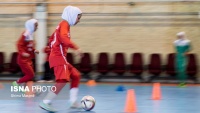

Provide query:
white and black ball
left=81, top=95, right=95, bottom=111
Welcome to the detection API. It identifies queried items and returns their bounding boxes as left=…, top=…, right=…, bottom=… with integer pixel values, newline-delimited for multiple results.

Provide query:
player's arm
left=17, top=43, right=30, bottom=57
left=43, top=46, right=51, bottom=55
left=28, top=40, right=39, bottom=54
left=59, top=22, right=79, bottom=50
left=187, top=41, right=192, bottom=51
left=184, top=42, right=192, bottom=56
left=48, top=32, right=55, bottom=48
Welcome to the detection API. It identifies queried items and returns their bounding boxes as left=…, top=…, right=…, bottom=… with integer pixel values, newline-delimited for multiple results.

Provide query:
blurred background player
left=39, top=6, right=83, bottom=112
left=12, top=19, right=39, bottom=91
left=174, top=32, right=191, bottom=87
left=41, top=42, right=54, bottom=82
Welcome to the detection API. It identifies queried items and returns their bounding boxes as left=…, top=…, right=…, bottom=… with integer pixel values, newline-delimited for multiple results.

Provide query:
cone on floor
left=124, top=89, right=137, bottom=113
left=152, top=82, right=162, bottom=100
left=0, top=83, right=3, bottom=89
left=86, top=80, right=96, bottom=86
left=116, top=85, right=126, bottom=91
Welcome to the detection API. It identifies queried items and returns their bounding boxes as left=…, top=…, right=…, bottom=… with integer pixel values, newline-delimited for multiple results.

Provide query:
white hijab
left=61, top=6, right=82, bottom=26
left=174, top=32, right=190, bottom=46
left=23, top=19, right=38, bottom=41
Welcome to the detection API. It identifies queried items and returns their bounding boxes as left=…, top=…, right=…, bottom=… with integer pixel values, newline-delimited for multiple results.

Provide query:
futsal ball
left=81, top=95, right=95, bottom=111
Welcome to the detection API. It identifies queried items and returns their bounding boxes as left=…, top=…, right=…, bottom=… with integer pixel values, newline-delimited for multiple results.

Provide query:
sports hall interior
left=0, top=0, right=200, bottom=83
left=1, top=1, right=200, bottom=113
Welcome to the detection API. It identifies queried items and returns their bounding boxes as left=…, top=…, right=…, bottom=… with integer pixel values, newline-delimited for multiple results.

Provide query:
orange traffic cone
left=0, top=83, right=3, bottom=89
left=86, top=80, right=96, bottom=86
left=124, top=89, right=137, bottom=113
left=152, top=82, right=162, bottom=100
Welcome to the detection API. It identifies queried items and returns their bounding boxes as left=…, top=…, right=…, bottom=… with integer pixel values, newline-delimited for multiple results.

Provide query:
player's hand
left=45, top=46, right=50, bottom=49
left=75, top=49, right=84, bottom=58
left=22, top=52, right=30, bottom=57
left=34, top=50, right=39, bottom=54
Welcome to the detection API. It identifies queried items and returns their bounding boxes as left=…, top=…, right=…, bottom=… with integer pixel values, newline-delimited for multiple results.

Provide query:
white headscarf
left=23, top=19, right=38, bottom=41
left=176, top=31, right=186, bottom=37
left=174, top=31, right=190, bottom=46
left=61, top=6, right=82, bottom=26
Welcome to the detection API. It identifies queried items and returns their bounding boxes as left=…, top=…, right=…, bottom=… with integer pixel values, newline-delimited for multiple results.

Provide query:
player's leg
left=40, top=79, right=67, bottom=111
left=43, top=61, right=54, bottom=81
left=40, top=65, right=69, bottom=112
left=179, top=59, right=187, bottom=87
left=12, top=62, right=34, bottom=86
left=43, top=61, right=50, bottom=80
left=177, top=58, right=187, bottom=87
left=68, top=64, right=81, bottom=108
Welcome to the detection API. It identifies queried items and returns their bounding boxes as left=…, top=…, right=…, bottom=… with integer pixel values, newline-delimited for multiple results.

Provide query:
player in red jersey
left=42, top=44, right=54, bottom=81
left=39, top=6, right=83, bottom=112
left=12, top=19, right=39, bottom=89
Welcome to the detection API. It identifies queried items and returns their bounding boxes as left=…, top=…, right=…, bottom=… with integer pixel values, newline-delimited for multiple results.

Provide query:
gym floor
left=0, top=81, right=200, bottom=113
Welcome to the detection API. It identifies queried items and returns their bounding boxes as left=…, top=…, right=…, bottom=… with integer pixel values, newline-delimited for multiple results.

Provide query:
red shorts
left=53, top=64, right=80, bottom=81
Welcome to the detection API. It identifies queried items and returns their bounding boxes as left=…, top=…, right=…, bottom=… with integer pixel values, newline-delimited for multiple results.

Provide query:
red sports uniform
left=39, top=6, right=82, bottom=111
left=49, top=20, right=80, bottom=88
left=16, top=33, right=35, bottom=83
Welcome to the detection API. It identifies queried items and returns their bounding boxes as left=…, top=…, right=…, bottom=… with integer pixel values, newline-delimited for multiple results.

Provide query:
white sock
left=69, top=88, right=79, bottom=103
left=43, top=91, right=57, bottom=104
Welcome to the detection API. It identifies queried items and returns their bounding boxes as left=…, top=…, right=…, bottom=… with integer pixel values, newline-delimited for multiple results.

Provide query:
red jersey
left=17, top=32, right=35, bottom=63
left=49, top=20, right=78, bottom=68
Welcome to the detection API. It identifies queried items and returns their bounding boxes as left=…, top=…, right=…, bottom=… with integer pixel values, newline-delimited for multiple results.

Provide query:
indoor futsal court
left=1, top=81, right=200, bottom=113
left=1, top=0, right=200, bottom=113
